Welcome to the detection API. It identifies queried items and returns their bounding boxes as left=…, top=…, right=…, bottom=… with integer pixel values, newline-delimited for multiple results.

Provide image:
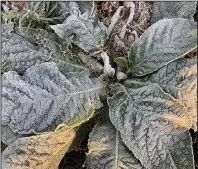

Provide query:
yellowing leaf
left=149, top=56, right=197, bottom=130
left=162, top=114, right=192, bottom=129
left=114, top=57, right=128, bottom=68
left=2, top=126, right=77, bottom=169
left=108, top=82, right=193, bottom=169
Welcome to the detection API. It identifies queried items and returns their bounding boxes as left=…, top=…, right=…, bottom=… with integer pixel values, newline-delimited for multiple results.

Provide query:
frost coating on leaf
left=128, top=18, right=197, bottom=76
left=86, top=121, right=144, bottom=169
left=107, top=82, right=193, bottom=169
left=2, top=62, right=103, bottom=134
left=151, top=2, right=197, bottom=24
left=101, top=52, right=115, bottom=78
left=16, top=27, right=59, bottom=49
left=2, top=125, right=23, bottom=145
left=57, top=1, right=93, bottom=19
left=2, top=22, right=14, bottom=35
left=2, top=126, right=77, bottom=169
left=15, top=27, right=89, bottom=74
left=2, top=32, right=44, bottom=74
left=54, top=60, right=88, bottom=76
left=148, top=57, right=197, bottom=130
left=168, top=131, right=195, bottom=169
left=51, top=13, right=107, bottom=52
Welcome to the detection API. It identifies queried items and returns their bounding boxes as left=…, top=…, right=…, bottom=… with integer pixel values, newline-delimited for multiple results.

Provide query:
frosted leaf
left=128, top=18, right=197, bottom=76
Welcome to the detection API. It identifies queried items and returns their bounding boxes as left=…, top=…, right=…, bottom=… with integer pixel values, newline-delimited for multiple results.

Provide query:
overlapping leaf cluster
left=1, top=2, right=197, bottom=169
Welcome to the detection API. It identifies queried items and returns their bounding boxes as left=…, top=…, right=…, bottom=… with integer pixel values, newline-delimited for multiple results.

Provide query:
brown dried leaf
left=106, top=2, right=152, bottom=57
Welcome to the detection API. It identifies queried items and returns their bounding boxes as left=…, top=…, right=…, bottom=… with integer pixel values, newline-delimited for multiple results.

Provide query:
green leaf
left=2, top=126, right=77, bottom=169
left=2, top=62, right=103, bottom=137
left=1, top=59, right=13, bottom=74
left=107, top=82, right=193, bottom=169
left=151, top=2, right=197, bottom=24
left=148, top=57, right=197, bottom=130
left=114, top=57, right=129, bottom=68
left=128, top=18, right=197, bottom=76
left=86, top=120, right=145, bottom=169
left=77, top=52, right=103, bottom=74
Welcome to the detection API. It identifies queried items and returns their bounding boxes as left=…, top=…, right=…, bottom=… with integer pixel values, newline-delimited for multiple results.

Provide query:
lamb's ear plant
left=1, top=2, right=197, bottom=169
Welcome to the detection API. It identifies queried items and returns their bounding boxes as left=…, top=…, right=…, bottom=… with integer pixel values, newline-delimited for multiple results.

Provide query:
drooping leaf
left=2, top=31, right=44, bottom=74
left=151, top=2, right=197, bottom=24
left=86, top=120, right=145, bottom=169
left=148, top=57, right=197, bottom=130
left=2, top=25, right=85, bottom=75
left=2, top=126, right=77, bottom=169
left=51, top=12, right=107, bottom=52
left=107, top=82, right=193, bottom=169
left=2, top=62, right=103, bottom=135
left=128, top=18, right=197, bottom=76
